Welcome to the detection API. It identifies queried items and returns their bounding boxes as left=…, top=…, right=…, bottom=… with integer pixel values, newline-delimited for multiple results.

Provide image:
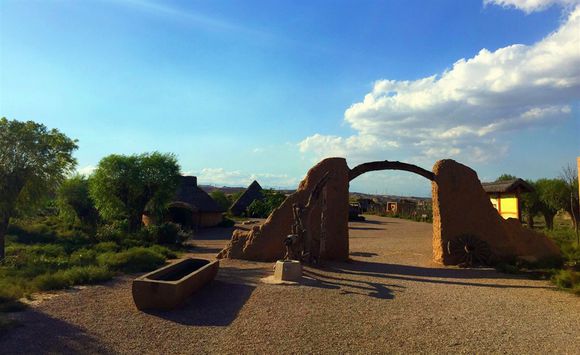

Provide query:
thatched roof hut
left=170, top=176, right=225, bottom=213
left=481, top=179, right=534, bottom=194
left=230, top=180, right=264, bottom=216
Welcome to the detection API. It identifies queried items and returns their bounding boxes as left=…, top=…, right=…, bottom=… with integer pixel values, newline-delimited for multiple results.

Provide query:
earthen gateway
left=218, top=158, right=560, bottom=265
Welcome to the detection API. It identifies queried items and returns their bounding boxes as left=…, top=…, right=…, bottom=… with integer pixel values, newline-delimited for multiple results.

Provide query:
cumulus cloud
left=77, top=165, right=96, bottom=176
left=484, top=0, right=580, bottom=13
left=299, top=6, right=580, bottom=165
left=188, top=167, right=298, bottom=188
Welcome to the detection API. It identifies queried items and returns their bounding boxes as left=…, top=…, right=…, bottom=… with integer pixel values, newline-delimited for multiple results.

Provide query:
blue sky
left=1, top=0, right=578, bottom=196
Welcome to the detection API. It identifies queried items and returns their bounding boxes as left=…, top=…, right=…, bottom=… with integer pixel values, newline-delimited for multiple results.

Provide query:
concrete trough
left=132, top=258, right=219, bottom=311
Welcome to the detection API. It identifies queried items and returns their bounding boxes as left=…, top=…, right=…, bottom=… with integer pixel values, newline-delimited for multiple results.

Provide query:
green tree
left=560, top=164, right=579, bottom=242
left=521, top=180, right=541, bottom=228
left=496, top=174, right=517, bottom=181
left=246, top=190, right=286, bottom=218
left=0, top=118, right=77, bottom=260
left=89, top=152, right=180, bottom=232
left=210, top=190, right=230, bottom=211
left=57, top=175, right=98, bottom=227
left=535, top=178, right=568, bottom=230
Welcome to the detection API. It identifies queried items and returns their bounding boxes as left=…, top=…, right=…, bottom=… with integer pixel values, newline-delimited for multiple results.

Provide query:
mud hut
left=481, top=178, right=533, bottom=221
left=167, top=176, right=225, bottom=228
left=230, top=180, right=264, bottom=216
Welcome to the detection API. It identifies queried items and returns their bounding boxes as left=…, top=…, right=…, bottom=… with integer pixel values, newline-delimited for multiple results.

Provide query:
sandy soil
left=1, top=215, right=578, bottom=354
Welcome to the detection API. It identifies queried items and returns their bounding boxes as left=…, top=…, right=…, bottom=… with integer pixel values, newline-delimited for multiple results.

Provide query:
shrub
left=32, top=272, right=70, bottom=291
left=552, top=269, right=580, bottom=294
left=32, top=266, right=113, bottom=291
left=69, top=248, right=97, bottom=266
left=97, top=247, right=165, bottom=273
left=0, top=280, right=27, bottom=312
left=93, top=242, right=120, bottom=253
left=95, top=222, right=125, bottom=243
left=156, top=222, right=181, bottom=244
left=142, top=223, right=189, bottom=245
left=148, top=245, right=178, bottom=259
left=218, top=217, right=235, bottom=228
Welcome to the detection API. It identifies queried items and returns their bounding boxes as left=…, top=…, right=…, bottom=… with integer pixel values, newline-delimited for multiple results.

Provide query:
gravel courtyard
left=2, top=215, right=579, bottom=354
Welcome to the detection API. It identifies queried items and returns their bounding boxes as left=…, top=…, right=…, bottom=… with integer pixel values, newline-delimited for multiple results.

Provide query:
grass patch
left=33, top=266, right=114, bottom=291
left=551, top=269, right=580, bottom=295
left=1, top=217, right=188, bottom=313
left=97, top=247, right=166, bottom=273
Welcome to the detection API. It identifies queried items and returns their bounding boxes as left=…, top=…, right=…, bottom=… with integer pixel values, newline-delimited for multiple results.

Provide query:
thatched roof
left=171, top=176, right=225, bottom=213
left=230, top=180, right=264, bottom=216
left=481, top=178, right=534, bottom=194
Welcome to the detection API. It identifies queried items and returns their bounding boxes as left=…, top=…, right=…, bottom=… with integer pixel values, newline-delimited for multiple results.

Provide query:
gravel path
left=2, top=216, right=579, bottom=354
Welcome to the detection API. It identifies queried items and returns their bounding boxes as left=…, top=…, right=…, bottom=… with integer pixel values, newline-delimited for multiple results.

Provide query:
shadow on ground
left=0, top=310, right=112, bottom=353
left=323, top=260, right=553, bottom=289
left=303, top=269, right=402, bottom=300
left=148, top=280, right=255, bottom=326
left=147, top=266, right=268, bottom=326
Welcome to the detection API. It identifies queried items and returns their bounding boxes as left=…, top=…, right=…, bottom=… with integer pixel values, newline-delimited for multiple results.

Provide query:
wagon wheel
left=447, top=235, right=492, bottom=267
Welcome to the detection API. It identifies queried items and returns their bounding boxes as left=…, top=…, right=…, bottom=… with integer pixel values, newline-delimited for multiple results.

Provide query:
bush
left=32, top=272, right=70, bottom=291
left=141, top=223, right=189, bottom=245
left=95, top=222, right=126, bottom=243
left=0, top=280, right=27, bottom=312
left=147, top=245, right=179, bottom=259
left=218, top=217, right=236, bottom=227
left=93, top=242, right=120, bottom=253
left=69, top=248, right=97, bottom=266
left=97, top=247, right=165, bottom=273
left=552, top=269, right=580, bottom=294
left=32, top=266, right=113, bottom=291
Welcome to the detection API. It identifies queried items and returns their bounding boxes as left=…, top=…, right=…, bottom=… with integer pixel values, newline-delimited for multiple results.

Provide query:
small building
left=386, top=199, right=416, bottom=216
left=167, top=176, right=225, bottom=229
left=481, top=178, right=533, bottom=221
left=230, top=180, right=264, bottom=216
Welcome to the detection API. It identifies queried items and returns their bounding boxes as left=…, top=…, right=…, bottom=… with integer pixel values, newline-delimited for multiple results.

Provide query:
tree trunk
left=543, top=212, right=555, bottom=230
left=526, top=213, right=534, bottom=229
left=0, top=214, right=9, bottom=262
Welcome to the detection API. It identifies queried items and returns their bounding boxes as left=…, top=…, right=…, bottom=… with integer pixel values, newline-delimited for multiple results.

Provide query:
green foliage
left=0, top=280, right=27, bottom=312
left=57, top=175, right=98, bottom=227
left=246, top=190, right=286, bottom=218
left=210, top=190, right=231, bottom=211
left=32, top=266, right=113, bottom=291
left=97, top=247, right=166, bottom=273
left=89, top=152, right=180, bottom=231
left=551, top=270, right=580, bottom=295
left=217, top=217, right=236, bottom=227
left=496, top=174, right=517, bottom=181
left=0, top=118, right=78, bottom=259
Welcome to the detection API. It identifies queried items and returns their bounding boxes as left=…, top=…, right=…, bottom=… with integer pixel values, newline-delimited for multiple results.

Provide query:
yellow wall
left=489, top=193, right=519, bottom=220
left=499, top=194, right=519, bottom=219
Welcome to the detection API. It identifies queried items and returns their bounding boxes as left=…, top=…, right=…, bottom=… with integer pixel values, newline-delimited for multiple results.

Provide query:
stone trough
left=132, top=258, right=219, bottom=311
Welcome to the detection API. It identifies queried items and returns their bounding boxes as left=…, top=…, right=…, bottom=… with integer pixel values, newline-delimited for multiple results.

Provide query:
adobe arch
left=218, top=157, right=560, bottom=264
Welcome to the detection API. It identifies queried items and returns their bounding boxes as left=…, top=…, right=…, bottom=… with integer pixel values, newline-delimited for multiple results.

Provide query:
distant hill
left=199, top=185, right=295, bottom=196
left=200, top=184, right=430, bottom=202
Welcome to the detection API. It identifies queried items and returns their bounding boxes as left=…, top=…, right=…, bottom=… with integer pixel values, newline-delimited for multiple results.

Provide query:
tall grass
left=1, top=217, right=183, bottom=313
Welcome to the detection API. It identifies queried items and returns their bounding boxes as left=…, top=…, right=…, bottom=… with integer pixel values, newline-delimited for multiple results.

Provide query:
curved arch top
left=349, top=160, right=435, bottom=182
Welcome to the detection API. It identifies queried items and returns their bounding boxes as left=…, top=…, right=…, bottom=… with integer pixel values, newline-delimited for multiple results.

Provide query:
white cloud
left=77, top=165, right=96, bottom=176
left=299, top=6, right=580, bottom=165
left=188, top=167, right=298, bottom=188
left=484, top=0, right=580, bottom=13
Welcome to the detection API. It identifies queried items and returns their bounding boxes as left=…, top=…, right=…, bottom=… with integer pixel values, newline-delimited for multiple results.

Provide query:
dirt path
left=1, top=216, right=578, bottom=354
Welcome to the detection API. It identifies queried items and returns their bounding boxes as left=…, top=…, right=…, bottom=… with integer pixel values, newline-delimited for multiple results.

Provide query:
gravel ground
left=1, top=215, right=578, bottom=354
